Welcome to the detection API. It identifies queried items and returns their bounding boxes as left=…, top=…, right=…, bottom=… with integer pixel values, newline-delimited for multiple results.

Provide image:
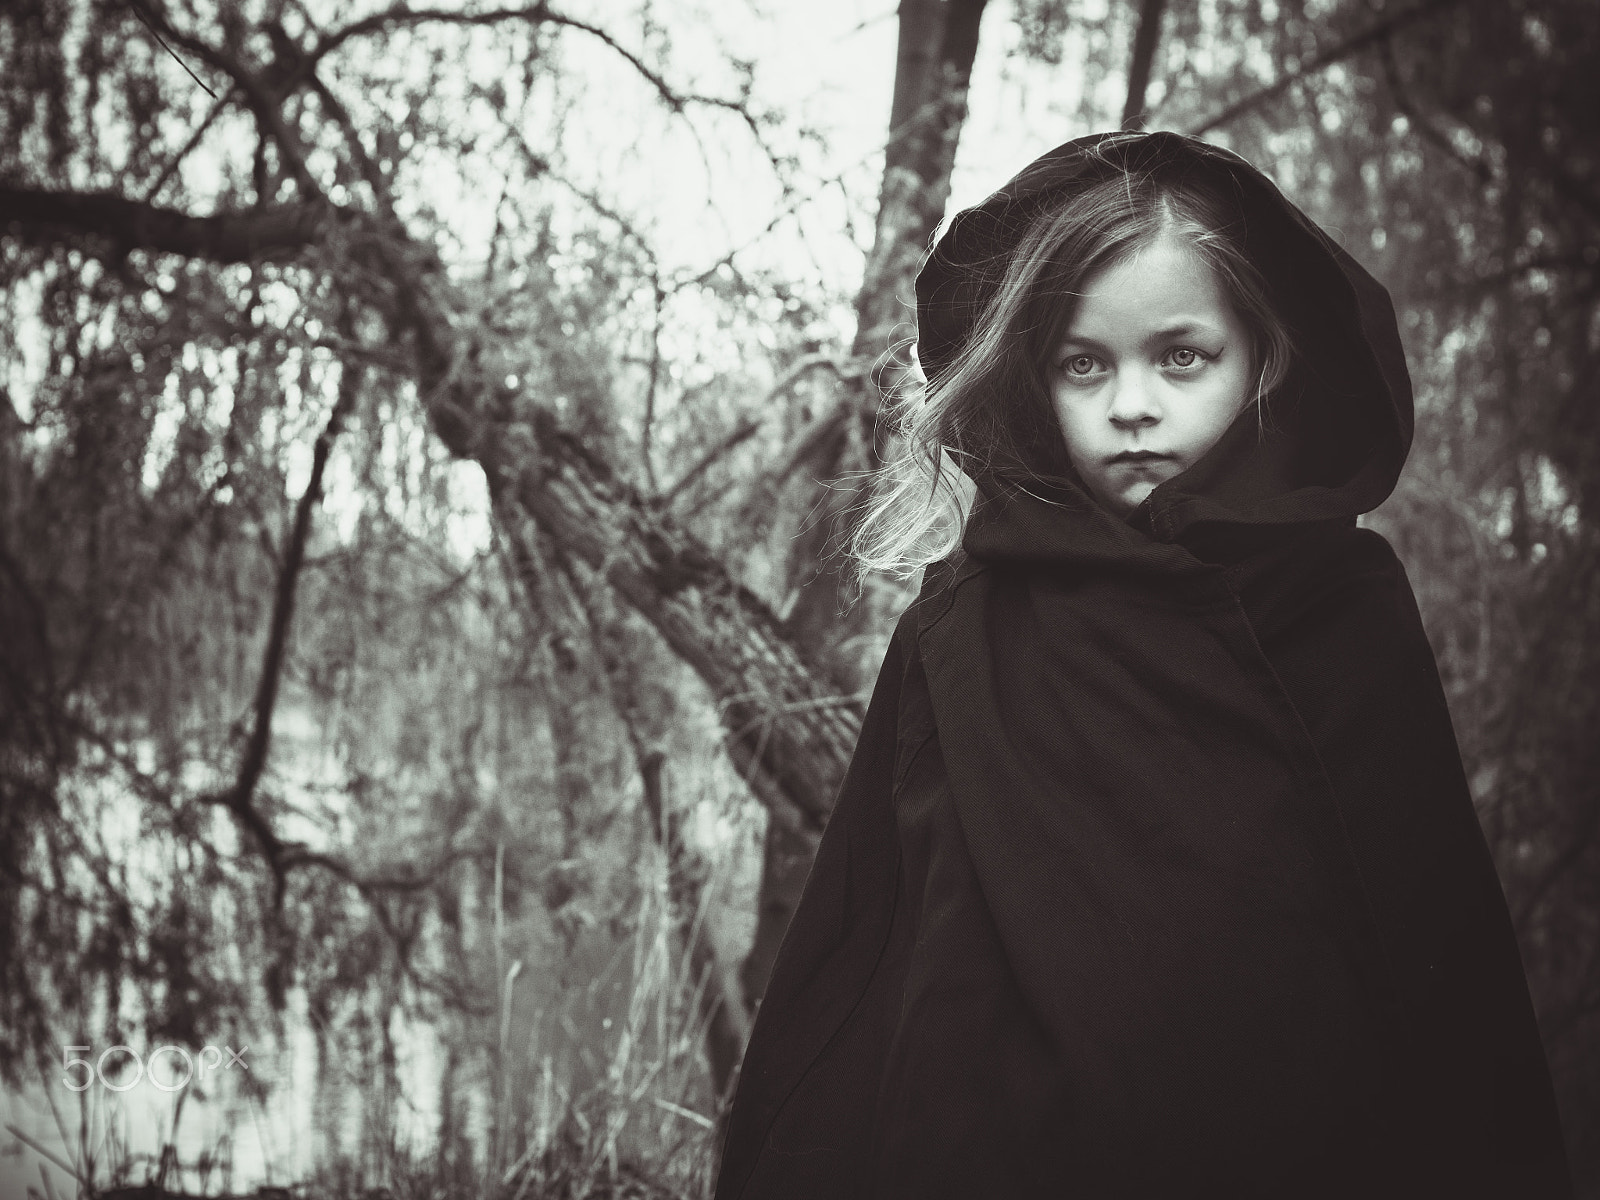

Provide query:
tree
left=0, top=0, right=995, bottom=1180
left=3, top=0, right=1598, bottom=1190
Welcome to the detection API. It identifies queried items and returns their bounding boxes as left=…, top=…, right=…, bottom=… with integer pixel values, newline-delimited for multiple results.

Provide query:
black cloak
left=713, top=132, right=1572, bottom=1198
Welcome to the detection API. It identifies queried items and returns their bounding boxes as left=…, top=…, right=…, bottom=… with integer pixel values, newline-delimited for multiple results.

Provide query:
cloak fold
left=714, top=131, right=1572, bottom=1199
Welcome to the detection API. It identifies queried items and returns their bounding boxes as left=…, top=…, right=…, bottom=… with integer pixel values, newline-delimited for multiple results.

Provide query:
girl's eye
left=1166, top=347, right=1209, bottom=370
left=1060, top=354, right=1100, bottom=377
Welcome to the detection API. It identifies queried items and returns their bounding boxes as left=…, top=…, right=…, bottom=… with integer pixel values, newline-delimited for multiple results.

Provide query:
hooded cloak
left=713, top=131, right=1572, bottom=1199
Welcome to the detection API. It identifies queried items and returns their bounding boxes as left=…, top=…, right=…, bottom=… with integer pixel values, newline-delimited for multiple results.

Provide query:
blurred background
left=0, top=0, right=1596, bottom=1196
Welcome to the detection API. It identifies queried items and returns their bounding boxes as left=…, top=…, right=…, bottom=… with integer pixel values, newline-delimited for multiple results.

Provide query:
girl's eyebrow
left=1059, top=321, right=1224, bottom=350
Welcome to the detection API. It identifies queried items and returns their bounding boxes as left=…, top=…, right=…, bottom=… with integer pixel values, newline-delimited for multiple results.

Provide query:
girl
left=713, top=131, right=1572, bottom=1198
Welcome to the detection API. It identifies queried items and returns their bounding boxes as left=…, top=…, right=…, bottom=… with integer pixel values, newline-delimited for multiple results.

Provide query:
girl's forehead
left=1065, top=231, right=1233, bottom=331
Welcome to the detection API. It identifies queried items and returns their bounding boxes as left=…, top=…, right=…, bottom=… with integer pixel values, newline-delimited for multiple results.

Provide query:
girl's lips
left=1108, top=450, right=1175, bottom=463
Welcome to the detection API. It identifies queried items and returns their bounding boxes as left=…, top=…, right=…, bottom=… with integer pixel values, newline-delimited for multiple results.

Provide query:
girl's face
left=1047, top=228, right=1255, bottom=518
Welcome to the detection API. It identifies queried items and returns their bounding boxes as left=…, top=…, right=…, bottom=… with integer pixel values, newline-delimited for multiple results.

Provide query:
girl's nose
left=1107, top=371, right=1161, bottom=428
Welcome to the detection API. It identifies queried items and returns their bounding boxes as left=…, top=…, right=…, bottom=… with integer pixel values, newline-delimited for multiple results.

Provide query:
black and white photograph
left=0, top=0, right=1595, bottom=1196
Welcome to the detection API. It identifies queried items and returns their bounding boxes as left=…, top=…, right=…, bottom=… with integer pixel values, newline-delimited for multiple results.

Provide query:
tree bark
left=1121, top=0, right=1168, bottom=130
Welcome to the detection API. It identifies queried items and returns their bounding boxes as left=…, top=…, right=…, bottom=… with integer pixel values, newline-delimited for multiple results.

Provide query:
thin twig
left=127, top=0, right=218, bottom=97
left=640, top=278, right=665, bottom=494
left=203, top=350, right=363, bottom=894
left=658, top=354, right=850, bottom=507
left=141, top=87, right=234, bottom=203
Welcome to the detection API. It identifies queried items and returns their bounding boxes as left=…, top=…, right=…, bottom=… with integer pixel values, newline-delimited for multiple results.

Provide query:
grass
left=10, top=831, right=736, bottom=1200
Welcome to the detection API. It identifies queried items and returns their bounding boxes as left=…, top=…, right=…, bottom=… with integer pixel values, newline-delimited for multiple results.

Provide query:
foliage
left=2, top=0, right=1598, bottom=1194
left=1, top=1, right=803, bottom=1192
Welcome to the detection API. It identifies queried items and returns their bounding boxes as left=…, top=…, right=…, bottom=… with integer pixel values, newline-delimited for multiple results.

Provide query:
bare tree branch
left=126, top=0, right=323, bottom=199
left=641, top=279, right=666, bottom=494
left=203, top=353, right=363, bottom=895
left=307, top=68, right=404, bottom=225
left=141, top=87, right=235, bottom=203
left=1185, top=0, right=1467, bottom=137
left=280, top=844, right=479, bottom=894
left=658, top=354, right=850, bottom=508
left=311, top=3, right=754, bottom=121
left=0, top=188, right=326, bottom=263
left=57, top=696, right=474, bottom=904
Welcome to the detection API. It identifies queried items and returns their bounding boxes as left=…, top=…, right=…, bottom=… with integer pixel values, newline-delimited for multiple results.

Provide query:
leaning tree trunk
left=1, top=176, right=857, bottom=1051
left=0, top=0, right=997, bottom=1074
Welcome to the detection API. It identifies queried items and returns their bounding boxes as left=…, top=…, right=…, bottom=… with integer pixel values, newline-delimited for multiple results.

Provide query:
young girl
left=713, top=131, right=1572, bottom=1198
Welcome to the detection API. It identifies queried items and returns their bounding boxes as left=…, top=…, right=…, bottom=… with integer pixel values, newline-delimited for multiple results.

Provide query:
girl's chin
left=1094, top=479, right=1156, bottom=518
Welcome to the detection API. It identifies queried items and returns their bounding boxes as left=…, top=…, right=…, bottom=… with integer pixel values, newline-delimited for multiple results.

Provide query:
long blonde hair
left=853, top=141, right=1297, bottom=580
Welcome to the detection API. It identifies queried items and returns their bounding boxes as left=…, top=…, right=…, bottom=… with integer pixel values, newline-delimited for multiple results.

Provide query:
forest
left=0, top=0, right=1596, bottom=1196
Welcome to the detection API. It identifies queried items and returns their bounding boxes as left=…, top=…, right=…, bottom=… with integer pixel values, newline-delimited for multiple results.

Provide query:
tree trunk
left=1121, top=0, right=1168, bottom=130
left=779, top=0, right=992, bottom=681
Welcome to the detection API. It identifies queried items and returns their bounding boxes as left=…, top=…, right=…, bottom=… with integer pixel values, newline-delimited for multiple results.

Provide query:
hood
left=914, top=130, right=1413, bottom=567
